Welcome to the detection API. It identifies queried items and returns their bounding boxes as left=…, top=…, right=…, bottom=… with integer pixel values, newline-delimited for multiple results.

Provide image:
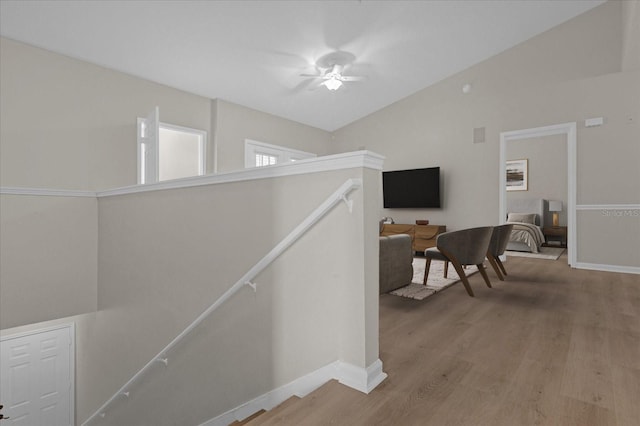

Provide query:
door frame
left=1, top=322, right=75, bottom=425
left=499, top=122, right=577, bottom=266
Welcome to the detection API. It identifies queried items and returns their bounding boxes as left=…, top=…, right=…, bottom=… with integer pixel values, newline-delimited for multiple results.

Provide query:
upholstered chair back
left=436, top=226, right=494, bottom=265
left=488, top=224, right=514, bottom=257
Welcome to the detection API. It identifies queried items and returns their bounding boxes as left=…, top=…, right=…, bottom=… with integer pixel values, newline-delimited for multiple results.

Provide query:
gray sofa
left=379, top=234, right=414, bottom=294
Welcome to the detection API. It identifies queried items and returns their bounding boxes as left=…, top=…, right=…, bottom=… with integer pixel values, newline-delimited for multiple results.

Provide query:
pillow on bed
left=507, top=212, right=537, bottom=224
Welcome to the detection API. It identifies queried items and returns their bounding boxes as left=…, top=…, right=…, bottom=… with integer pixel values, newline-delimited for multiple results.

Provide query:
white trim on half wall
left=0, top=151, right=386, bottom=199
left=0, top=187, right=96, bottom=197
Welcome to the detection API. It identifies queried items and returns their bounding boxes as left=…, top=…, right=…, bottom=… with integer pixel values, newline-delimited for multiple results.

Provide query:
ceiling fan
left=300, top=51, right=365, bottom=91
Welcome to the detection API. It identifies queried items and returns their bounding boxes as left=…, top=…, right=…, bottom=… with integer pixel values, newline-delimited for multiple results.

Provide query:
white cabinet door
left=1, top=325, right=74, bottom=426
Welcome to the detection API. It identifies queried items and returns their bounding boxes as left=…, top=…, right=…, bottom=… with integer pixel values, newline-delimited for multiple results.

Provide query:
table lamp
left=549, top=200, right=562, bottom=227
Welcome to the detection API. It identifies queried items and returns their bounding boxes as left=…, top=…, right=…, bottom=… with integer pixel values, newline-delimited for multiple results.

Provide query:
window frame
left=244, top=139, right=316, bottom=168
left=137, top=120, right=207, bottom=184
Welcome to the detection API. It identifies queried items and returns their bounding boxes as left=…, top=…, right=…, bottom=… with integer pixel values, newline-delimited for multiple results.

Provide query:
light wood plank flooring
left=247, top=254, right=640, bottom=425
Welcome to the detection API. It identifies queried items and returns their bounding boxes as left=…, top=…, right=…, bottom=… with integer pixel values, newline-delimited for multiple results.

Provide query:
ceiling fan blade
left=299, top=73, right=323, bottom=78
left=307, top=82, right=324, bottom=92
left=341, top=75, right=366, bottom=82
left=291, top=78, right=317, bottom=94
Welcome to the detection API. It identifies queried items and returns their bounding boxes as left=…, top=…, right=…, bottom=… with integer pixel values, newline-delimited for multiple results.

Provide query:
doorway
left=499, top=122, right=577, bottom=266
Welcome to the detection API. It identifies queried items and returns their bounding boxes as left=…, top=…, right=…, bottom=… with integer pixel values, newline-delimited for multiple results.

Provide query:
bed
left=505, top=198, right=546, bottom=253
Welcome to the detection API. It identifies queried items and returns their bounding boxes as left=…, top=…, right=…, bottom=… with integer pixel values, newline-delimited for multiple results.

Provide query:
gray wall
left=0, top=34, right=359, bottom=425
left=0, top=37, right=213, bottom=191
left=0, top=35, right=213, bottom=330
left=0, top=37, right=331, bottom=188
left=91, top=167, right=378, bottom=425
left=0, top=195, right=98, bottom=329
left=506, top=135, right=568, bottom=227
left=1, top=164, right=382, bottom=425
left=622, top=0, right=640, bottom=71
left=330, top=1, right=640, bottom=268
left=214, top=99, right=331, bottom=173
left=1, top=1, right=638, bottom=423
left=0, top=35, right=334, bottom=329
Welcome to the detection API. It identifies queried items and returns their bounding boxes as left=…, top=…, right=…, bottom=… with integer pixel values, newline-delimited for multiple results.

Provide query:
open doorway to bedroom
left=499, top=123, right=577, bottom=266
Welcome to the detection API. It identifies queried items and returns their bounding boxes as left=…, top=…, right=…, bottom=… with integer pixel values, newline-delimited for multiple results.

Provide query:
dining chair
left=423, top=226, right=494, bottom=297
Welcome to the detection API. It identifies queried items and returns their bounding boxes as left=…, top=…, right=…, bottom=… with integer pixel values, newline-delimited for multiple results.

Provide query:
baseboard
left=573, top=262, right=640, bottom=275
left=199, top=359, right=387, bottom=426
left=335, top=359, right=388, bottom=394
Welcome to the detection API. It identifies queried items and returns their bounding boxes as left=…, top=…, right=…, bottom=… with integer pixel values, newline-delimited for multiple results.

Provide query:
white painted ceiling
left=0, top=0, right=605, bottom=131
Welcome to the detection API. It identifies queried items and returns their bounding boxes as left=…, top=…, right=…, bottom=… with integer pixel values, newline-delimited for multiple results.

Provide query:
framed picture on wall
left=506, top=159, right=528, bottom=191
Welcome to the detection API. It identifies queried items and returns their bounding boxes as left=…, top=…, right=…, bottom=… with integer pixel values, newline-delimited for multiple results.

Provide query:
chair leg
left=496, top=257, right=507, bottom=276
left=444, top=261, right=449, bottom=278
left=423, top=258, right=432, bottom=285
left=450, top=260, right=474, bottom=297
left=487, top=255, right=504, bottom=281
left=477, top=263, right=492, bottom=288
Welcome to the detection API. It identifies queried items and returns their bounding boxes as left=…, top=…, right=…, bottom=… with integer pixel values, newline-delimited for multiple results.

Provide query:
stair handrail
left=82, top=178, right=363, bottom=425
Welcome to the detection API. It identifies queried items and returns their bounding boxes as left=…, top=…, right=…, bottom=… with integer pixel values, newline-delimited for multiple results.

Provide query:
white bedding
left=509, top=222, right=545, bottom=253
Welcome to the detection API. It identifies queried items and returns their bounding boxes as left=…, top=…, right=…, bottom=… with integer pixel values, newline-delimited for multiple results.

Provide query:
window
left=245, top=139, right=316, bottom=168
left=138, top=108, right=207, bottom=184
left=158, top=125, right=205, bottom=181
left=255, top=153, right=278, bottom=167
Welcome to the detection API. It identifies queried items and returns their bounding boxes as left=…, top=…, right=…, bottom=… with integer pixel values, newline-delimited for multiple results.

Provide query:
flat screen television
left=382, top=167, right=441, bottom=208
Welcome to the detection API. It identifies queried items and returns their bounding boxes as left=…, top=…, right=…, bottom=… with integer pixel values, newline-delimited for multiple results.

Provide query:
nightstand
left=542, top=226, right=567, bottom=248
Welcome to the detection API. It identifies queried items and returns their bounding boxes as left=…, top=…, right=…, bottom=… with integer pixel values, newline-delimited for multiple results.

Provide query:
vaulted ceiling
left=0, top=0, right=605, bottom=131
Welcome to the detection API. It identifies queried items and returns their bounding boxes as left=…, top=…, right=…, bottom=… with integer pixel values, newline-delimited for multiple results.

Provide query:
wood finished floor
left=246, top=254, right=640, bottom=426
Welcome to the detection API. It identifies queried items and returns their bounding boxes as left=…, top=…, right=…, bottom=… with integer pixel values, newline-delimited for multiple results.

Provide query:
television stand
left=380, top=224, right=446, bottom=253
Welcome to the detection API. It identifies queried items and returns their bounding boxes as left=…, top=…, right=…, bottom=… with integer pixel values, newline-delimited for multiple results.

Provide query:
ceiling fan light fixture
left=324, top=76, right=343, bottom=91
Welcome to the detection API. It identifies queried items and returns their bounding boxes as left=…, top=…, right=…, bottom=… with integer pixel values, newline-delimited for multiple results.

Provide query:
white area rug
left=390, top=258, right=478, bottom=300
left=506, top=246, right=565, bottom=260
